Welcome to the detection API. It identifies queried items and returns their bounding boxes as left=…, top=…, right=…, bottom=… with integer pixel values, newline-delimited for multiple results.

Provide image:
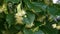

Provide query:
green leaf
left=9, top=25, right=18, bottom=34
left=47, top=6, right=57, bottom=15
left=55, top=7, right=60, bottom=15
left=23, top=29, right=33, bottom=34
left=14, top=24, right=24, bottom=30
left=23, top=0, right=42, bottom=12
left=5, top=0, right=21, bottom=3
left=23, top=11, right=35, bottom=24
left=6, top=14, right=15, bottom=27
left=34, top=21, right=43, bottom=27
left=40, top=26, right=58, bottom=34
left=32, top=2, right=47, bottom=11
left=23, top=28, right=44, bottom=34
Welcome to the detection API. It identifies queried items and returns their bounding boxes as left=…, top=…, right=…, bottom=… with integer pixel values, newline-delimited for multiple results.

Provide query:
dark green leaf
left=6, top=14, right=15, bottom=27
left=23, top=29, right=33, bottom=34
left=5, top=0, right=21, bottom=3
left=32, top=2, right=47, bottom=11
left=24, top=0, right=42, bottom=12
left=23, top=11, right=35, bottom=24
left=47, top=6, right=57, bottom=15
left=40, top=26, right=58, bottom=34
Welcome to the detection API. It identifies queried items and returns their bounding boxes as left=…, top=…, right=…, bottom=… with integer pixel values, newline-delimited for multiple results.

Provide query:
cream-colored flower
left=15, top=13, right=23, bottom=24
left=25, top=23, right=34, bottom=28
left=52, top=24, right=57, bottom=28
left=56, top=26, right=60, bottom=30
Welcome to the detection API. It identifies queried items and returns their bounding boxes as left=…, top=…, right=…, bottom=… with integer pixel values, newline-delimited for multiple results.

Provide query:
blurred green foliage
left=0, top=0, right=60, bottom=34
